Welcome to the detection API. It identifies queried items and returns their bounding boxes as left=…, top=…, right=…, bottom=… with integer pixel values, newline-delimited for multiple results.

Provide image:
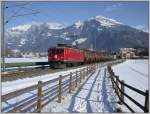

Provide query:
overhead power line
left=5, top=5, right=26, bottom=23
left=5, top=2, right=40, bottom=24
left=11, top=11, right=40, bottom=18
left=5, top=2, right=31, bottom=9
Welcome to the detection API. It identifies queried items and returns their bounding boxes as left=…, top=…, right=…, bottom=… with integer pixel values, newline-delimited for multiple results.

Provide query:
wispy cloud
left=105, top=3, right=123, bottom=12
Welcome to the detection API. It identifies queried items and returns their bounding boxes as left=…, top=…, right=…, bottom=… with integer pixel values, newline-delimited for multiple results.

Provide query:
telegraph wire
left=10, top=11, right=40, bottom=18
left=5, top=5, right=26, bottom=24
left=2, top=2, right=40, bottom=72
left=5, top=2, right=40, bottom=24
left=5, top=2, right=31, bottom=9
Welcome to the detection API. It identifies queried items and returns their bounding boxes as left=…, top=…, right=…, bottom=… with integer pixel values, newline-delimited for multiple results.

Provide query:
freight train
left=48, top=44, right=114, bottom=68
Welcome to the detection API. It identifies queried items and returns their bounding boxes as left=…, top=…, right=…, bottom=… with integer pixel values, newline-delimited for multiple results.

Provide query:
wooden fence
left=2, top=64, right=97, bottom=113
left=2, top=59, right=125, bottom=113
left=107, top=66, right=149, bottom=113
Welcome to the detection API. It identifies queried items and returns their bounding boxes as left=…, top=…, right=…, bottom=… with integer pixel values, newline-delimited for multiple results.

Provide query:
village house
left=119, top=48, right=136, bottom=59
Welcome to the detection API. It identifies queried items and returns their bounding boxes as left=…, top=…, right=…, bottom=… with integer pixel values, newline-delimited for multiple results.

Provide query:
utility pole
left=1, top=1, right=5, bottom=72
left=74, top=32, right=78, bottom=47
left=70, top=32, right=78, bottom=47
left=95, top=37, right=96, bottom=51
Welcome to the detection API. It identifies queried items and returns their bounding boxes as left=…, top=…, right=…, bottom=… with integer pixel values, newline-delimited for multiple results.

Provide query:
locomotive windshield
left=48, top=48, right=64, bottom=54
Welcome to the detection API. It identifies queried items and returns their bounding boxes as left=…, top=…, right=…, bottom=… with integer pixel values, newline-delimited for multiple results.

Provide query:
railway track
left=1, top=59, right=125, bottom=82
left=1, top=67, right=59, bottom=82
left=1, top=64, right=88, bottom=82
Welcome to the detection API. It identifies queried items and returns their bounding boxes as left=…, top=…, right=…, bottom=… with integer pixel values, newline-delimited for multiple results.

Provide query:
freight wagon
left=48, top=44, right=113, bottom=68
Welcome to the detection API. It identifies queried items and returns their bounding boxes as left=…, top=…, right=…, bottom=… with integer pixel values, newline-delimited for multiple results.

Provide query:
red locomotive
left=48, top=44, right=113, bottom=68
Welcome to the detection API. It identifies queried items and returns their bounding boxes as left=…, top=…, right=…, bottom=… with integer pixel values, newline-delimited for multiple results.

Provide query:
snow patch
left=75, top=20, right=83, bottom=29
left=112, top=59, right=148, bottom=112
left=95, top=15, right=122, bottom=27
left=72, top=38, right=87, bottom=45
left=47, top=23, right=65, bottom=29
left=47, top=32, right=52, bottom=36
left=11, top=24, right=31, bottom=31
left=8, top=43, right=13, bottom=45
left=20, top=39, right=26, bottom=45
left=5, top=57, right=48, bottom=63
left=65, top=37, right=70, bottom=40
left=12, top=49, right=20, bottom=53
left=2, top=65, right=87, bottom=95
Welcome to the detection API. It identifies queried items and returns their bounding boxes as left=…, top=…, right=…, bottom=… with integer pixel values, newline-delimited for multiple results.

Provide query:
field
left=112, top=59, right=148, bottom=112
left=1, top=59, right=148, bottom=112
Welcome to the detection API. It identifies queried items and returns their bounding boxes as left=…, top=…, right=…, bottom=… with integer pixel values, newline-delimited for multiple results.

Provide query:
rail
left=107, top=66, right=149, bottom=113
left=2, top=59, right=125, bottom=72
left=2, top=64, right=97, bottom=113
left=2, top=62, right=50, bottom=72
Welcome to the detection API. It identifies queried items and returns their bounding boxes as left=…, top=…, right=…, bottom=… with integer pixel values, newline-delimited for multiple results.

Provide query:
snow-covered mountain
left=94, top=15, right=122, bottom=27
left=5, top=15, right=149, bottom=52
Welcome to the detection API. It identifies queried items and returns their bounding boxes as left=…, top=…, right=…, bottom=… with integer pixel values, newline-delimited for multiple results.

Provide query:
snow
left=72, top=38, right=87, bottom=45
left=2, top=64, right=122, bottom=112
left=60, top=33, right=70, bottom=40
left=97, top=27, right=103, bottom=31
left=2, top=60, right=147, bottom=112
left=42, top=66, right=121, bottom=112
left=47, top=23, right=65, bottom=29
left=47, top=32, right=52, bottom=36
left=2, top=66, right=87, bottom=95
left=10, top=24, right=31, bottom=31
left=95, top=15, right=122, bottom=27
left=18, top=45, right=22, bottom=47
left=20, top=39, right=26, bottom=45
left=75, top=20, right=83, bottom=29
left=12, top=49, right=20, bottom=53
left=112, top=59, right=148, bottom=112
left=5, top=57, right=48, bottom=63
left=64, top=37, right=70, bottom=40
left=8, top=43, right=12, bottom=45
left=112, top=59, right=148, bottom=91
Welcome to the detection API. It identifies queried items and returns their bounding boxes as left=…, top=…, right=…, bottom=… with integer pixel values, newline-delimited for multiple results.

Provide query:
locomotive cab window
left=48, top=49, right=64, bottom=54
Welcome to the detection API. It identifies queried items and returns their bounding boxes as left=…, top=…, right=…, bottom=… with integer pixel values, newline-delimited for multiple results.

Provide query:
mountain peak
left=74, top=20, right=83, bottom=29
left=10, top=24, right=31, bottom=32
left=94, top=15, right=122, bottom=27
left=47, top=23, right=65, bottom=29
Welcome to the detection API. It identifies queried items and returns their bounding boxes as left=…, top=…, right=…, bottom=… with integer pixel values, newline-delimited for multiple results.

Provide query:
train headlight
left=54, top=55, right=57, bottom=59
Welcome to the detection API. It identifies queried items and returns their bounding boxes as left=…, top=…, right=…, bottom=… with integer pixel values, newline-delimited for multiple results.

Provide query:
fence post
left=89, top=66, right=91, bottom=73
left=58, top=75, right=62, bottom=103
left=75, top=71, right=78, bottom=87
left=18, top=66, right=22, bottom=71
left=121, top=80, right=125, bottom=104
left=87, top=66, right=88, bottom=76
left=82, top=69, right=84, bottom=79
left=83, top=69, right=85, bottom=79
left=69, top=72, right=72, bottom=93
left=144, top=90, right=149, bottom=112
left=37, top=81, right=42, bottom=113
left=80, top=70, right=82, bottom=83
left=116, top=76, right=119, bottom=95
left=104, top=68, right=106, bottom=77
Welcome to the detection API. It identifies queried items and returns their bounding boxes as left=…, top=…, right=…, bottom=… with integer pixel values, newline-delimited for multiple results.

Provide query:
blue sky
left=5, top=1, right=149, bottom=32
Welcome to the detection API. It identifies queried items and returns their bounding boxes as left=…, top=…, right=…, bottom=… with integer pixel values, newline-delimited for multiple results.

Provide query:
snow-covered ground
left=2, top=59, right=147, bottom=112
left=2, top=61, right=117, bottom=95
left=2, top=66, right=87, bottom=95
left=5, top=57, right=48, bottom=63
left=42, top=67, right=122, bottom=112
left=112, top=59, right=148, bottom=91
left=2, top=61, right=123, bottom=113
left=112, top=59, right=148, bottom=112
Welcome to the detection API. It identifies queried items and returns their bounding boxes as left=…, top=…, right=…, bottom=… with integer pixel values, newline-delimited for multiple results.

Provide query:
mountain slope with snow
left=94, top=15, right=122, bottom=27
left=5, top=15, right=149, bottom=52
